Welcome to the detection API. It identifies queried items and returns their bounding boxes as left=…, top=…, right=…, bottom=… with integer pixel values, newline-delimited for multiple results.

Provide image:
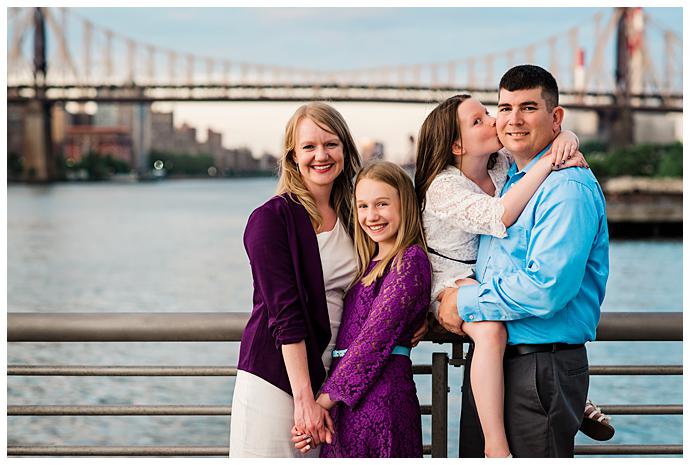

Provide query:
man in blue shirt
left=437, top=65, right=609, bottom=457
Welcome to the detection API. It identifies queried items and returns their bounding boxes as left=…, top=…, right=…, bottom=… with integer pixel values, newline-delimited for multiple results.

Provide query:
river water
left=7, top=179, right=682, bottom=456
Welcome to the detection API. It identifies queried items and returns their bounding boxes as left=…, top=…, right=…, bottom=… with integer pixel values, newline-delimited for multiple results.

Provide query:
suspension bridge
left=6, top=7, right=683, bottom=181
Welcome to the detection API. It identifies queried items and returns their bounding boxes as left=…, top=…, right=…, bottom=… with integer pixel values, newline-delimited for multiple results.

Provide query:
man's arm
left=457, top=179, right=601, bottom=322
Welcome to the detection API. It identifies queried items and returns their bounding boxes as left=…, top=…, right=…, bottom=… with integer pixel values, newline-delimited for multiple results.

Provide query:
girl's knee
left=470, top=321, right=506, bottom=347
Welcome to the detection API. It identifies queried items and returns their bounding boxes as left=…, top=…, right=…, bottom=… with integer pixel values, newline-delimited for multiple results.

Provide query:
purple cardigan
left=237, top=194, right=331, bottom=396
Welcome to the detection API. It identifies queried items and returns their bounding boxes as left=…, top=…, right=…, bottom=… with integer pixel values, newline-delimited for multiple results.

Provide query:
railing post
left=431, top=352, right=448, bottom=457
left=453, top=342, right=468, bottom=456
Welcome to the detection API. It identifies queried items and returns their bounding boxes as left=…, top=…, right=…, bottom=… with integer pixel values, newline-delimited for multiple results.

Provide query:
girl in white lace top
left=415, top=94, right=586, bottom=457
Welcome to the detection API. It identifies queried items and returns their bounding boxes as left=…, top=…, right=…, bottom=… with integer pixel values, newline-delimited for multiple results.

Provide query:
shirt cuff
left=457, top=284, right=481, bottom=322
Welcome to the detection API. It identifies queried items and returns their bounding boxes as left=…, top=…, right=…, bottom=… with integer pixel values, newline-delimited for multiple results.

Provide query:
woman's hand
left=291, top=425, right=314, bottom=454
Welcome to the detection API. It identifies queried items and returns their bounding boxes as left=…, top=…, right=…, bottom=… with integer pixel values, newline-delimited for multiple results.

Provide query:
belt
left=332, top=345, right=411, bottom=359
left=505, top=343, right=584, bottom=358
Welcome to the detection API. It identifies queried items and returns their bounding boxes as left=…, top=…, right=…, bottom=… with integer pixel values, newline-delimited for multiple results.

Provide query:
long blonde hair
left=276, top=102, right=361, bottom=235
left=353, top=161, right=427, bottom=287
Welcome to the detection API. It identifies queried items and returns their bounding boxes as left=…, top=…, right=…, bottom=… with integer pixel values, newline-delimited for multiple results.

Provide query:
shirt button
left=469, top=315, right=475, bottom=320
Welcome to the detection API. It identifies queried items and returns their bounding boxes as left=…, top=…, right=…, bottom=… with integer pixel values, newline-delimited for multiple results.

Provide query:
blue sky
left=68, top=7, right=682, bottom=75
left=7, top=6, right=684, bottom=159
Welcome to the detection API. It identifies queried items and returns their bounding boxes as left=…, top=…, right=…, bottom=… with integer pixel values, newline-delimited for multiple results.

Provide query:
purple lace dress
left=320, top=245, right=431, bottom=458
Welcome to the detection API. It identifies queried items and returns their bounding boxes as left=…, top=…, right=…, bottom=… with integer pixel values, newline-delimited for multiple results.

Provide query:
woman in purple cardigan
left=230, top=102, right=362, bottom=457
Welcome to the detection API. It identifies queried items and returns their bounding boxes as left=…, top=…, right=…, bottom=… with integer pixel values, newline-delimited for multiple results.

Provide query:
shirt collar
left=507, top=144, right=552, bottom=178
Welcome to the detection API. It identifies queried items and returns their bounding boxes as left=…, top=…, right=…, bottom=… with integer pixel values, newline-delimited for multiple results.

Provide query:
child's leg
left=461, top=321, right=510, bottom=457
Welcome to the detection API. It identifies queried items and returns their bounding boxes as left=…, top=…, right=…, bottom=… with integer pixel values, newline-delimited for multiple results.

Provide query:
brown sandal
left=580, top=399, right=615, bottom=441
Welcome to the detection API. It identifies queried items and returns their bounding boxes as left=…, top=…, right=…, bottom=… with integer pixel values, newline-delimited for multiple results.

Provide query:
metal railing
left=8, top=311, right=683, bottom=457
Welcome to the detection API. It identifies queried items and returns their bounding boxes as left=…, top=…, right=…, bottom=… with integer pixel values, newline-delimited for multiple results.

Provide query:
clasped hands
left=289, top=307, right=443, bottom=453
left=436, top=277, right=478, bottom=336
left=291, top=393, right=335, bottom=453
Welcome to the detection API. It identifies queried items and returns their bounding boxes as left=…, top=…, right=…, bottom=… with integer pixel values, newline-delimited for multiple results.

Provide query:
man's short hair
left=499, top=65, right=559, bottom=111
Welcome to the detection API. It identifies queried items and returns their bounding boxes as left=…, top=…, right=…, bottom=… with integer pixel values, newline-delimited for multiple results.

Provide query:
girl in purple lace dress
left=293, top=161, right=431, bottom=457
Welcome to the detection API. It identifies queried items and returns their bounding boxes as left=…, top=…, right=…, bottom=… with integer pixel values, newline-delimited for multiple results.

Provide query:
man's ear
left=552, top=106, right=565, bottom=133
left=451, top=141, right=464, bottom=156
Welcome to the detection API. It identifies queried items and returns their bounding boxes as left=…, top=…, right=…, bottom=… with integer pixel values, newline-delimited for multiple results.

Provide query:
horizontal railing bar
left=589, top=365, right=682, bottom=375
left=7, top=444, right=682, bottom=456
left=7, top=365, right=239, bottom=376
left=8, top=364, right=680, bottom=377
left=9, top=405, right=232, bottom=416
left=8, top=446, right=229, bottom=456
left=7, top=312, right=248, bottom=342
left=412, top=365, right=432, bottom=375
left=10, top=403, right=679, bottom=416
left=596, top=405, right=682, bottom=415
left=574, top=444, right=683, bottom=455
left=8, top=312, right=682, bottom=342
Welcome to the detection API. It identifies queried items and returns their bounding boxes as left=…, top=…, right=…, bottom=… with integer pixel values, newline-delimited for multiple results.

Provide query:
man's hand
left=437, top=287, right=465, bottom=335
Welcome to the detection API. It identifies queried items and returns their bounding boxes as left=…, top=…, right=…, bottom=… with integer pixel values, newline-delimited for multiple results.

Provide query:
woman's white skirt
left=229, top=369, right=320, bottom=458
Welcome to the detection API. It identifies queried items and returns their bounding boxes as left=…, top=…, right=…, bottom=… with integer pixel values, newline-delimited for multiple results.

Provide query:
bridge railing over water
left=8, top=311, right=682, bottom=457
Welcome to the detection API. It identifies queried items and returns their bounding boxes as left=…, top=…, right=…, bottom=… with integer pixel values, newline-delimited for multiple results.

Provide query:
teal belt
left=331, top=345, right=411, bottom=359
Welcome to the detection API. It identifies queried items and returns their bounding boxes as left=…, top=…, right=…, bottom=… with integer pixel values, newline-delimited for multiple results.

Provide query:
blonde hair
left=353, top=161, right=427, bottom=287
left=276, top=102, right=361, bottom=235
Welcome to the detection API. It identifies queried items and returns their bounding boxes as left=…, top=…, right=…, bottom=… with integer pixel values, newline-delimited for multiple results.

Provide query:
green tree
left=656, top=142, right=682, bottom=178
left=149, top=150, right=215, bottom=176
left=70, top=152, right=131, bottom=180
left=582, top=141, right=682, bottom=179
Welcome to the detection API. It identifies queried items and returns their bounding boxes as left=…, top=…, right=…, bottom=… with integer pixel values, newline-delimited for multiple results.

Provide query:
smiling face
left=496, top=87, right=563, bottom=162
left=355, top=177, right=401, bottom=257
left=293, top=117, right=345, bottom=194
left=455, top=97, right=502, bottom=159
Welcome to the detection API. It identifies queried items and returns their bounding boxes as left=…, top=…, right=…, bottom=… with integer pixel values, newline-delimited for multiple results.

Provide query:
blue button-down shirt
left=457, top=146, right=609, bottom=345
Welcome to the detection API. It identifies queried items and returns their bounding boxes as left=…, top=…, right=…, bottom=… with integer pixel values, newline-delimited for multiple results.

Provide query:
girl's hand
left=548, top=130, right=579, bottom=168
left=316, top=392, right=336, bottom=411
left=291, top=403, right=334, bottom=453
left=293, top=396, right=329, bottom=447
left=553, top=150, right=589, bottom=171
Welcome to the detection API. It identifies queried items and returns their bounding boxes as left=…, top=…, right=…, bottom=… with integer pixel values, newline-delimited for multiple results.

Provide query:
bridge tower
left=608, top=7, right=644, bottom=149
left=22, top=7, right=56, bottom=181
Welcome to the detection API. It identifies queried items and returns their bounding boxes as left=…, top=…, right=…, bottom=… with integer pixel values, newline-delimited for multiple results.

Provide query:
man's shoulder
left=541, top=167, right=602, bottom=196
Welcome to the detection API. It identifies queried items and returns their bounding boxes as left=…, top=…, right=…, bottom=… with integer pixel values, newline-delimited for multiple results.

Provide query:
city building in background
left=8, top=102, right=269, bottom=180
left=63, top=126, right=132, bottom=164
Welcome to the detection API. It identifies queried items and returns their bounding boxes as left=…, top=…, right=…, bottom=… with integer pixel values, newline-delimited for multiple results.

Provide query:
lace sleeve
left=320, top=246, right=431, bottom=408
left=426, top=173, right=507, bottom=238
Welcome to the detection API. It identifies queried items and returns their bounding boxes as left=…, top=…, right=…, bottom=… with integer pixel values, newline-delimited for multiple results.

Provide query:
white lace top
left=423, top=150, right=512, bottom=316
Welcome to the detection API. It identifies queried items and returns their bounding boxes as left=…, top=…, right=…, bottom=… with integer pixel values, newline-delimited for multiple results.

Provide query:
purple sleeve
left=321, top=246, right=431, bottom=408
left=244, top=206, right=306, bottom=349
